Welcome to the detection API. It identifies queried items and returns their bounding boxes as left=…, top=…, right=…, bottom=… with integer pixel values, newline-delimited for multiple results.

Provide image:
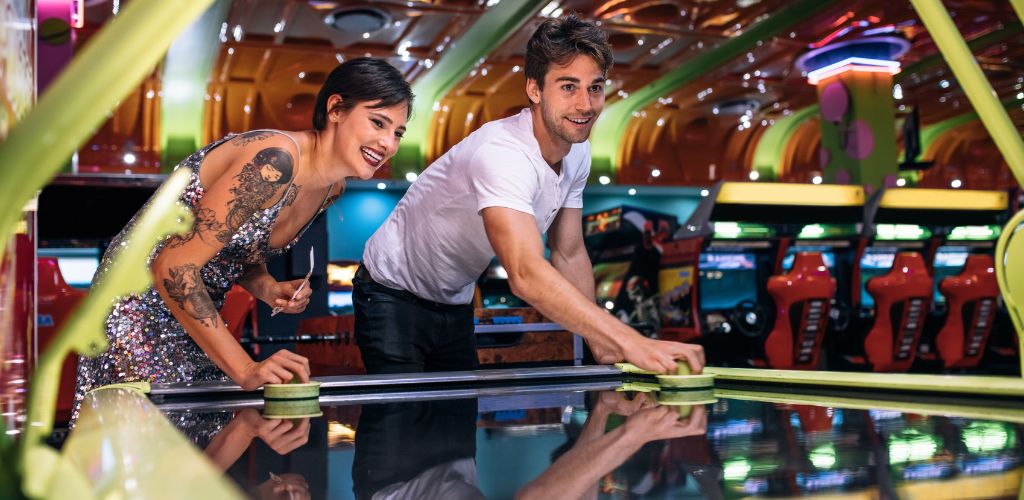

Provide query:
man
left=354, top=14, right=704, bottom=375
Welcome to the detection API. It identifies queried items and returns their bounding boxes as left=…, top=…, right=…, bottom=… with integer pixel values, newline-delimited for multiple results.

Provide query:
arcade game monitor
left=584, top=205, right=678, bottom=335
left=837, top=188, right=1012, bottom=373
left=669, top=182, right=865, bottom=369
left=476, top=258, right=525, bottom=309
left=326, top=260, right=358, bottom=314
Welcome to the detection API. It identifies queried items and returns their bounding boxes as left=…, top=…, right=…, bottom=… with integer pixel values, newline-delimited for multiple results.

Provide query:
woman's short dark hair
left=313, top=57, right=414, bottom=130
left=525, top=13, right=613, bottom=89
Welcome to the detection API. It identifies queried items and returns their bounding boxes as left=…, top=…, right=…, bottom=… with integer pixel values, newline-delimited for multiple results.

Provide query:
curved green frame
left=750, top=105, right=819, bottom=178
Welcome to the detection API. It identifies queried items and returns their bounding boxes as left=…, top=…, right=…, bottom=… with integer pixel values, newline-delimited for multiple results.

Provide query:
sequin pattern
left=72, top=133, right=308, bottom=423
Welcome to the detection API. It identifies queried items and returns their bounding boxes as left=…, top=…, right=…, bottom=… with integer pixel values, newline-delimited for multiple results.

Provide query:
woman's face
left=331, top=99, right=409, bottom=180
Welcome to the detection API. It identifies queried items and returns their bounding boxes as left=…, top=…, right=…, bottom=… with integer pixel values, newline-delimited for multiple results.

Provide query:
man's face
left=530, top=55, right=606, bottom=146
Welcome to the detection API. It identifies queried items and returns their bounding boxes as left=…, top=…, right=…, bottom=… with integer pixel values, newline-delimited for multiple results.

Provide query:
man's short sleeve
left=470, top=142, right=539, bottom=215
left=563, top=144, right=591, bottom=209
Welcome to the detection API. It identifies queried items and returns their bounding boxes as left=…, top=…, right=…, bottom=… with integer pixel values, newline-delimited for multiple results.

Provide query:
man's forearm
left=510, top=258, right=635, bottom=354
left=515, top=423, right=639, bottom=500
left=551, top=250, right=596, bottom=302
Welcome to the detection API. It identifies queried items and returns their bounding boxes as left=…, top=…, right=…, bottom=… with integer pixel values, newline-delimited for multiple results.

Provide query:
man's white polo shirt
left=363, top=107, right=590, bottom=305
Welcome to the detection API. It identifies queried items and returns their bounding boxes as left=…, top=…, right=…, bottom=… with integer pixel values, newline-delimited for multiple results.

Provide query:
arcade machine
left=296, top=260, right=580, bottom=375
left=583, top=205, right=678, bottom=336
left=832, top=188, right=1011, bottom=373
left=475, top=258, right=525, bottom=309
left=668, top=182, right=865, bottom=370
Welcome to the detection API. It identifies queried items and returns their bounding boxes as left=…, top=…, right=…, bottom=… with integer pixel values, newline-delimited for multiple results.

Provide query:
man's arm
left=482, top=207, right=704, bottom=374
left=547, top=208, right=595, bottom=302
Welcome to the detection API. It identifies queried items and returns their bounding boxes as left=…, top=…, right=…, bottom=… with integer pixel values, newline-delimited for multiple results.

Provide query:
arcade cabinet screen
left=659, top=265, right=695, bottom=327
left=38, top=248, right=100, bottom=288
left=328, top=291, right=353, bottom=311
left=699, top=253, right=757, bottom=310
left=859, top=251, right=896, bottom=308
left=584, top=207, right=622, bottom=237
left=593, top=261, right=630, bottom=306
left=932, top=248, right=970, bottom=304
left=782, top=249, right=836, bottom=270
left=326, top=261, right=358, bottom=314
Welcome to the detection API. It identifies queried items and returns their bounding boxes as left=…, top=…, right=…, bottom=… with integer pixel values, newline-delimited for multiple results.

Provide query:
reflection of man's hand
left=595, top=391, right=657, bottom=417
left=256, top=472, right=311, bottom=500
left=237, top=408, right=311, bottom=455
left=623, top=404, right=708, bottom=444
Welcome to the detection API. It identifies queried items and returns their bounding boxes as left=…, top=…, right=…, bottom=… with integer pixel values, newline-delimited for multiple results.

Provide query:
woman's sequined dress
left=73, top=133, right=314, bottom=423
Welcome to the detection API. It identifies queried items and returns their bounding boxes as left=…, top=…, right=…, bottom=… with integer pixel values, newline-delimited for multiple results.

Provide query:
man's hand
left=591, top=336, right=705, bottom=374
left=594, top=391, right=658, bottom=417
left=623, top=404, right=708, bottom=445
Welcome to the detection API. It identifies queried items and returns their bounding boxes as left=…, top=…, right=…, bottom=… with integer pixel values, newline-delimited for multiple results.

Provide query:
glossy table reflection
left=134, top=375, right=1024, bottom=500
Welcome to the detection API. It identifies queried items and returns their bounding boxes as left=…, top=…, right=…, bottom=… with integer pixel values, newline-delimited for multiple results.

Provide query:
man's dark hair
left=525, top=13, right=613, bottom=89
left=313, top=57, right=414, bottom=130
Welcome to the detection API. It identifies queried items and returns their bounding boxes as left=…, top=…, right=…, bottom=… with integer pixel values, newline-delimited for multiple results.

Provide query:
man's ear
left=526, top=78, right=542, bottom=105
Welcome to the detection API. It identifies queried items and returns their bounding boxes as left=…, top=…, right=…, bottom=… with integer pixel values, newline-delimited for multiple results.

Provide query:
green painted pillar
left=393, top=0, right=547, bottom=177
left=159, top=0, right=230, bottom=171
left=815, top=70, right=898, bottom=188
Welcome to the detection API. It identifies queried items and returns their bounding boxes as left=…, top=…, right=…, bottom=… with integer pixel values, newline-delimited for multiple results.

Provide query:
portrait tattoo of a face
left=217, top=147, right=294, bottom=244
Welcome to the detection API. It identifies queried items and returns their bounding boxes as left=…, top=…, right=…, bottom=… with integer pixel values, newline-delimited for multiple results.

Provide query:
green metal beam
left=160, top=0, right=231, bottom=171
left=750, top=105, right=818, bottom=178
left=1013, top=0, right=1024, bottom=27
left=897, top=21, right=1022, bottom=82
left=909, top=0, right=1024, bottom=377
left=589, top=0, right=840, bottom=178
left=907, top=2, right=1024, bottom=180
left=393, top=0, right=547, bottom=176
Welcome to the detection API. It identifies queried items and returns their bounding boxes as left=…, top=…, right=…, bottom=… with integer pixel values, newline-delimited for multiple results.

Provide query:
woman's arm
left=150, top=136, right=309, bottom=390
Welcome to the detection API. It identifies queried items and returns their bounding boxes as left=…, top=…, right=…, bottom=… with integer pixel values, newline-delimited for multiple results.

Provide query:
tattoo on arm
left=163, top=263, right=220, bottom=328
left=230, top=131, right=272, bottom=147
left=283, top=184, right=301, bottom=207
left=217, top=147, right=294, bottom=244
left=165, top=207, right=225, bottom=248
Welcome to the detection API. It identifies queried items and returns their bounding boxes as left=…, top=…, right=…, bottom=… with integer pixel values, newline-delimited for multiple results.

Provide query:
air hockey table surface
left=74, top=366, right=1024, bottom=499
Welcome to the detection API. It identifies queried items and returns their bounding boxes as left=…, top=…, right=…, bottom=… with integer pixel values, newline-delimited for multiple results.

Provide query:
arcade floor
left=66, top=367, right=1024, bottom=499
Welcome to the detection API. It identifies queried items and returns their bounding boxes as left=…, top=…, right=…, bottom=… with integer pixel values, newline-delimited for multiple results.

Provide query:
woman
left=73, top=57, right=413, bottom=420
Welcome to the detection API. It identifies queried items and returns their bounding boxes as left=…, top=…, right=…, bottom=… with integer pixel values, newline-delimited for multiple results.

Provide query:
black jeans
left=353, top=264, right=478, bottom=374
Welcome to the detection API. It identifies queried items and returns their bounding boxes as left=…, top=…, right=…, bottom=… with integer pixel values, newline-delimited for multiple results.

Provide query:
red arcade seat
left=863, top=252, right=933, bottom=372
left=36, top=257, right=86, bottom=422
left=763, top=252, right=836, bottom=370
left=935, top=254, right=999, bottom=369
left=221, top=285, right=258, bottom=342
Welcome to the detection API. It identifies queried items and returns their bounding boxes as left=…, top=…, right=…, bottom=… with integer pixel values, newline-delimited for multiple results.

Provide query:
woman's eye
left=371, top=119, right=384, bottom=128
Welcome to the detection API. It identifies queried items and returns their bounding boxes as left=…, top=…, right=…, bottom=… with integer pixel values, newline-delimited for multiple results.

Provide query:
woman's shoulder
left=226, top=129, right=302, bottom=156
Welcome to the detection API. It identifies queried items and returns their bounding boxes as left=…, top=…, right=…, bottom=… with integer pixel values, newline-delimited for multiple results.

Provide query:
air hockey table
left=63, top=365, right=1024, bottom=499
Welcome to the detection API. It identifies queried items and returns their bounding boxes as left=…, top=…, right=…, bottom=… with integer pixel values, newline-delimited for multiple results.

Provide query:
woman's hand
left=266, top=279, right=312, bottom=314
left=238, top=350, right=311, bottom=391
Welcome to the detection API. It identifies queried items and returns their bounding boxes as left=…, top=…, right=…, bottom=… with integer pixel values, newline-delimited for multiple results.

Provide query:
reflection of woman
left=73, top=57, right=414, bottom=420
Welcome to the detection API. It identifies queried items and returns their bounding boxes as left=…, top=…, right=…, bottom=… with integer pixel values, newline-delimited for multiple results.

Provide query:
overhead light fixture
left=806, top=57, right=900, bottom=85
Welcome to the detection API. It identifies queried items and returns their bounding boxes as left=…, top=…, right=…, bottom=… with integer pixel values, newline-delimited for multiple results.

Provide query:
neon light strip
left=808, top=63, right=900, bottom=85
left=808, top=56, right=900, bottom=76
